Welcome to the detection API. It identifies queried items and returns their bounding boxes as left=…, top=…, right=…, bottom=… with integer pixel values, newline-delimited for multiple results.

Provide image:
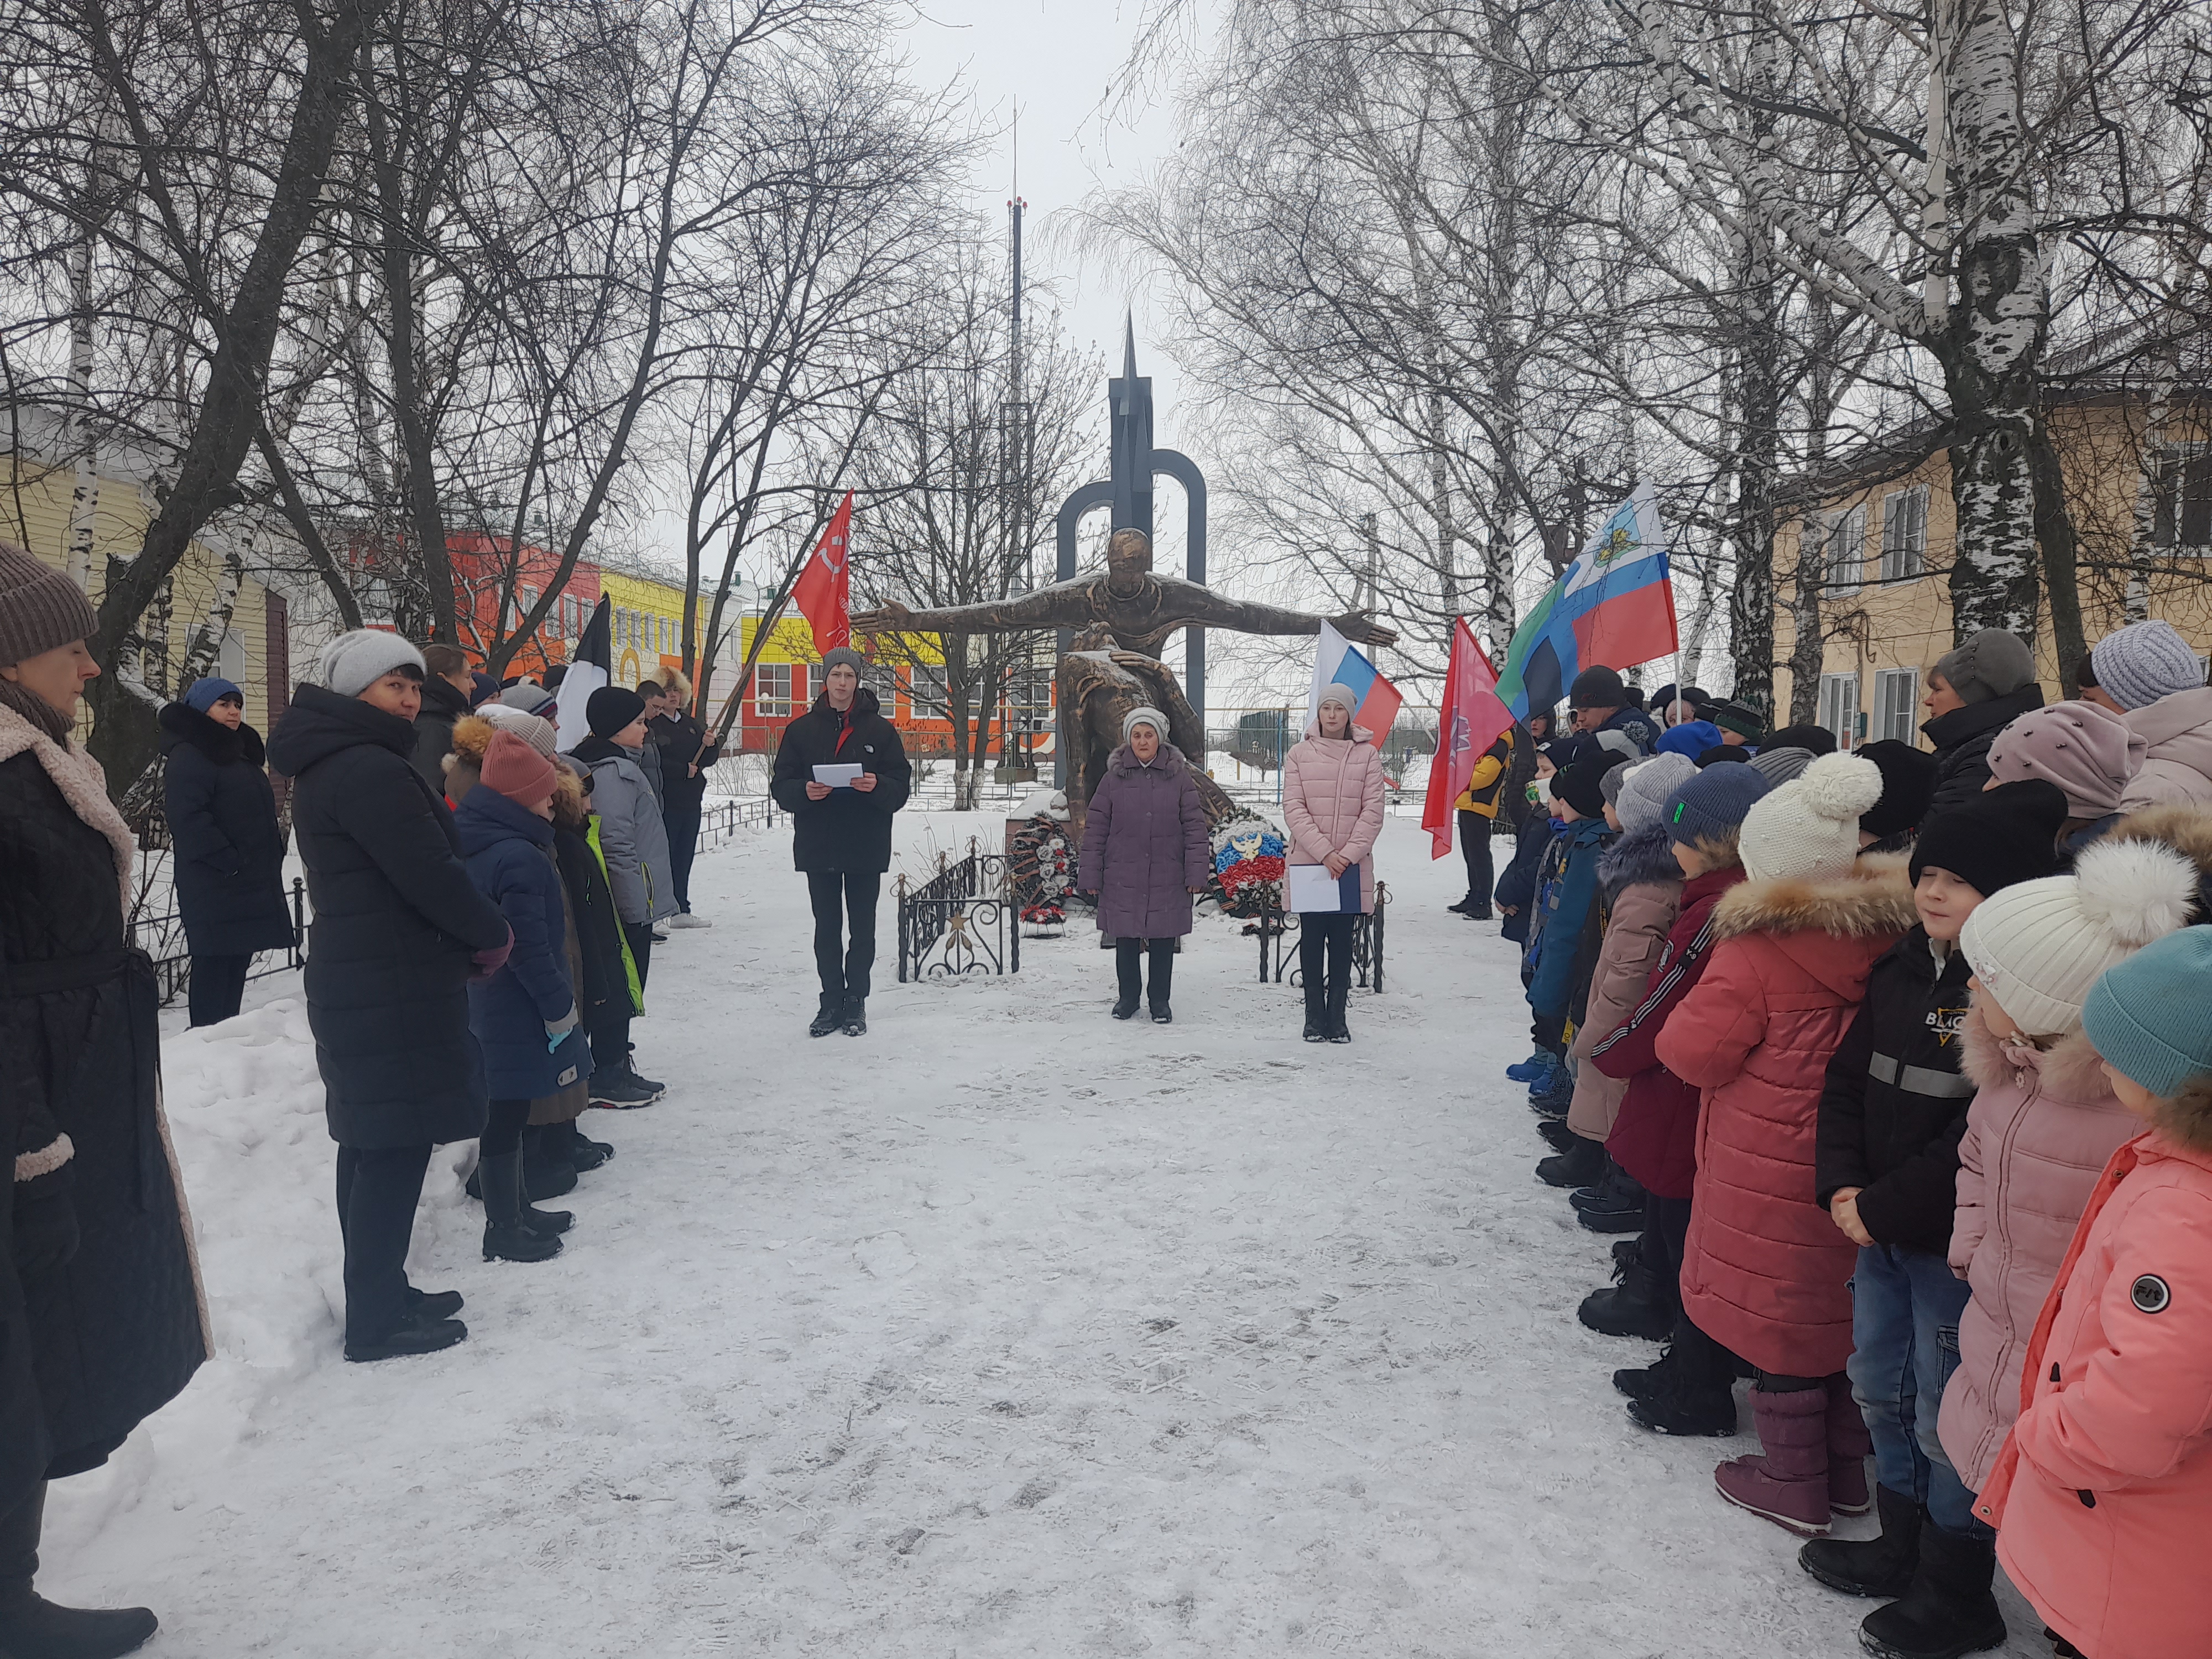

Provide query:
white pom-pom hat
left=1738, top=752, right=1885, bottom=884
left=1959, top=837, right=2199, bottom=1037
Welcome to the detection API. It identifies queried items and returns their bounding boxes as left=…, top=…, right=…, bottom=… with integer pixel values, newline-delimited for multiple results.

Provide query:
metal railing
left=895, top=840, right=1020, bottom=982
left=695, top=795, right=780, bottom=853
left=133, top=878, right=311, bottom=1009
left=1255, top=881, right=1389, bottom=993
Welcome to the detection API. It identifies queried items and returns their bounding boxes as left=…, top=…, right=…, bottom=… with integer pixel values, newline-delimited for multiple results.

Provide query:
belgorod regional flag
left=1307, top=620, right=1403, bottom=737
left=791, top=490, right=855, bottom=656
left=553, top=597, right=611, bottom=753
left=1420, top=617, right=1515, bottom=859
left=1494, top=482, right=1679, bottom=722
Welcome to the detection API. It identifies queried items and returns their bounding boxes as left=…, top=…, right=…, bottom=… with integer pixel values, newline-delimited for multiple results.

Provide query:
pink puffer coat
left=1568, top=823, right=1682, bottom=1141
left=1937, top=1008, right=2138, bottom=1493
left=1657, top=855, right=1915, bottom=1377
left=2119, top=686, right=2212, bottom=813
left=1976, top=1105, right=2212, bottom=1659
left=1280, top=721, right=1385, bottom=914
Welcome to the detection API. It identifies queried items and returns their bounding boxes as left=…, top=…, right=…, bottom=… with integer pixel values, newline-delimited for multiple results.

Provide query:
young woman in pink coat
left=1280, top=684, right=1385, bottom=1043
left=1974, top=925, right=2212, bottom=1659
left=1655, top=754, right=1912, bottom=1539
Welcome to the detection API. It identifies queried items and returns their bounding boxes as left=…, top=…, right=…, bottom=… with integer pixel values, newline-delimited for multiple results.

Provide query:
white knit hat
left=1738, top=752, right=1884, bottom=883
left=478, top=703, right=560, bottom=759
left=1615, top=752, right=1695, bottom=833
left=1122, top=706, right=1168, bottom=742
left=1958, top=837, right=2199, bottom=1037
left=319, top=629, right=425, bottom=697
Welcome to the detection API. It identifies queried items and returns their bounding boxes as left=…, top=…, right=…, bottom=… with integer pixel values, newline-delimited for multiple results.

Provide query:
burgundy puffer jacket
left=1590, top=863, right=1744, bottom=1199
left=1656, top=855, right=1915, bottom=1376
left=1280, top=719, right=1385, bottom=913
left=1078, top=743, right=1212, bottom=940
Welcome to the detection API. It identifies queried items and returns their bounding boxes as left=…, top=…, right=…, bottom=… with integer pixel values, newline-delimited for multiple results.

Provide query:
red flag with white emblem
left=792, top=491, right=854, bottom=656
left=1421, top=617, right=1515, bottom=859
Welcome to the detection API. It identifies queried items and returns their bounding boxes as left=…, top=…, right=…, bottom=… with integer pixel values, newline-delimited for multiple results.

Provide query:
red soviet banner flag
left=1421, top=617, right=1515, bottom=859
left=792, top=490, right=855, bottom=655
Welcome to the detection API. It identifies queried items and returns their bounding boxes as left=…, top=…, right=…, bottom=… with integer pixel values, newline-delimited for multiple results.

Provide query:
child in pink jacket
left=1975, top=924, right=2212, bottom=1659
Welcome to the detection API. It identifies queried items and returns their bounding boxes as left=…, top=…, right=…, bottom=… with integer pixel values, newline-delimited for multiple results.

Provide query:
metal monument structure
left=1051, top=321, right=1210, bottom=783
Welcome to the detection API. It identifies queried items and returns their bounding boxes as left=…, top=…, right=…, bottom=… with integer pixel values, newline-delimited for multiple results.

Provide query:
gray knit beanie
left=1933, top=628, right=2037, bottom=705
left=0, top=541, right=98, bottom=668
left=497, top=681, right=557, bottom=717
left=1317, top=682, right=1360, bottom=717
left=1664, top=763, right=1771, bottom=848
left=478, top=703, right=561, bottom=760
left=2088, top=620, right=2204, bottom=712
left=1123, top=706, right=1168, bottom=743
left=318, top=629, right=426, bottom=697
left=1747, top=745, right=1815, bottom=788
left=820, top=646, right=868, bottom=679
left=1615, top=752, right=1695, bottom=833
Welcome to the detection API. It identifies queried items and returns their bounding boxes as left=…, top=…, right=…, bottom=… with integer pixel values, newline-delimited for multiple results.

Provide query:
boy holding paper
left=1281, top=685, right=1386, bottom=1042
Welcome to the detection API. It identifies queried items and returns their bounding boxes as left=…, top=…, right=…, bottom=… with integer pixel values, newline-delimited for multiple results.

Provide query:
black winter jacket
left=158, top=701, right=293, bottom=957
left=1494, top=813, right=1555, bottom=945
left=411, top=674, right=469, bottom=790
left=1813, top=926, right=1978, bottom=1254
left=1923, top=684, right=2044, bottom=815
left=649, top=709, right=722, bottom=813
left=268, top=685, right=512, bottom=1147
left=769, top=688, right=914, bottom=873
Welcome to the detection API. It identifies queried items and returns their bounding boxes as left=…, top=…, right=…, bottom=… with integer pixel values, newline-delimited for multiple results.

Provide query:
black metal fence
left=895, top=842, right=1020, bottom=982
left=696, top=795, right=781, bottom=853
left=133, top=878, right=312, bottom=1008
left=1255, top=881, right=1389, bottom=993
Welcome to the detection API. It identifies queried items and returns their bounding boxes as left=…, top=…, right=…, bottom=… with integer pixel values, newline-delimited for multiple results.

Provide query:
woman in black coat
left=159, top=677, right=294, bottom=1027
left=1, top=543, right=207, bottom=1657
left=266, top=630, right=512, bottom=1364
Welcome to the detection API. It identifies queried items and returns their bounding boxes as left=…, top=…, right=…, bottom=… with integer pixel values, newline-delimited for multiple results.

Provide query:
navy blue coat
left=454, top=788, right=592, bottom=1101
left=158, top=702, right=294, bottom=956
left=1495, top=814, right=1558, bottom=946
left=267, top=685, right=511, bottom=1147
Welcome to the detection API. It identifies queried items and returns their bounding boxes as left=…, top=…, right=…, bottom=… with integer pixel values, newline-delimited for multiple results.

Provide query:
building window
left=906, top=661, right=950, bottom=717
left=755, top=662, right=793, bottom=718
left=1874, top=667, right=1919, bottom=744
left=1823, top=504, right=1866, bottom=597
left=1819, top=671, right=1861, bottom=749
left=1880, top=487, right=1927, bottom=582
left=2153, top=446, right=2212, bottom=551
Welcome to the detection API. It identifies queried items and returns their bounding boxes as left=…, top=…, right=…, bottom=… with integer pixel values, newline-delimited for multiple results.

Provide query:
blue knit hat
left=2083, top=925, right=2212, bottom=1098
left=183, top=676, right=243, bottom=713
left=1656, top=719, right=1723, bottom=760
left=2088, top=619, right=2204, bottom=712
left=1663, top=762, right=1771, bottom=848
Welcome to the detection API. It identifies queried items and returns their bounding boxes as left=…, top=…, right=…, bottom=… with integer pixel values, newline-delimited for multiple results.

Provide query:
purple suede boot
left=1715, top=1384, right=1832, bottom=1537
left=1827, top=1374, right=1873, bottom=1516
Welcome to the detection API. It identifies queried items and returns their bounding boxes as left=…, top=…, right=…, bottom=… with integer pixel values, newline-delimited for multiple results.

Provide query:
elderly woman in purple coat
left=1077, top=706, right=1213, bottom=1023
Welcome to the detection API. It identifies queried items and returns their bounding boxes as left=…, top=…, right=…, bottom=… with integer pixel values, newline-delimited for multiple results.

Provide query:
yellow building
left=1776, top=393, right=2212, bottom=745
left=593, top=562, right=718, bottom=692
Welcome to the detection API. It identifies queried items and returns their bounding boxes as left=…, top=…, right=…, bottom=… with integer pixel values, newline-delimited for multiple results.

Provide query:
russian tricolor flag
left=1308, top=621, right=1402, bottom=738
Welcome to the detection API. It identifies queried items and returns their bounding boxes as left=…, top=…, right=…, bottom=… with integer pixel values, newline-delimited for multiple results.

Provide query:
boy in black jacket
left=1802, top=780, right=2067, bottom=1641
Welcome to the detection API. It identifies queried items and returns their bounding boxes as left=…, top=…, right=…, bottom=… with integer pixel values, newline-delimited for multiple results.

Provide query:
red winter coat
left=1656, top=855, right=1915, bottom=1376
left=1280, top=720, right=1385, bottom=914
left=1590, top=863, right=1745, bottom=1199
left=1977, top=1108, right=2212, bottom=1659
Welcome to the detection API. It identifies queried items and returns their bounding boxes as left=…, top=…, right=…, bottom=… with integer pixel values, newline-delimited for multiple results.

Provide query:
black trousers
left=187, top=951, right=251, bottom=1027
left=1457, top=811, right=1495, bottom=913
left=1530, top=1008, right=1569, bottom=1058
left=1651, top=1194, right=1743, bottom=1390
left=1114, top=937, right=1176, bottom=1008
left=664, top=802, right=701, bottom=911
left=1297, top=912, right=1356, bottom=1006
left=336, top=1143, right=433, bottom=1344
left=483, top=1097, right=530, bottom=1159
left=807, top=869, right=881, bottom=1002
left=624, top=921, right=654, bottom=992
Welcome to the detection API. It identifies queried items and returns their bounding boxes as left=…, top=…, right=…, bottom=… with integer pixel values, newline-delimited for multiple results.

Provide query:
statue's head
left=1105, top=528, right=1153, bottom=589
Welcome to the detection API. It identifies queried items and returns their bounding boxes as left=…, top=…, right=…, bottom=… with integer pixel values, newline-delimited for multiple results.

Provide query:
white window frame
left=754, top=662, right=794, bottom=718
left=906, top=660, right=950, bottom=717
left=1880, top=487, right=1928, bottom=583
left=1819, top=671, right=1861, bottom=750
left=1824, top=504, right=1867, bottom=597
left=1874, top=667, right=1919, bottom=744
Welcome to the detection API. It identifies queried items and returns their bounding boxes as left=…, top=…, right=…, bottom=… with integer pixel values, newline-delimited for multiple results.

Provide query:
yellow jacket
left=1454, top=732, right=1514, bottom=817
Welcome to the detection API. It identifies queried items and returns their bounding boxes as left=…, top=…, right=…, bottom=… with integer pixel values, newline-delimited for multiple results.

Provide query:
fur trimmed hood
left=1108, top=740, right=1192, bottom=778
left=0, top=699, right=133, bottom=910
left=549, top=765, right=590, bottom=831
left=1957, top=1001, right=2109, bottom=1098
left=2153, top=1075, right=2212, bottom=1154
left=1599, top=819, right=1679, bottom=898
left=1709, top=851, right=1915, bottom=942
left=447, top=713, right=498, bottom=765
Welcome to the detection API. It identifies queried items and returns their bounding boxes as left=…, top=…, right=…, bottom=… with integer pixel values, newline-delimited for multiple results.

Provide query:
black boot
left=1302, top=980, right=1326, bottom=1042
left=521, top=1124, right=578, bottom=1200
left=481, top=1151, right=562, bottom=1263
left=1537, top=1119, right=1581, bottom=1151
left=1537, top=1135, right=1605, bottom=1188
left=1625, top=1372, right=1738, bottom=1436
left=405, top=1286, right=465, bottom=1322
left=841, top=997, right=867, bottom=1036
left=1578, top=1254, right=1675, bottom=1339
left=809, top=994, right=843, bottom=1037
left=1324, top=974, right=1350, bottom=1042
left=565, top=1119, right=613, bottom=1172
left=1801, top=1484, right=1922, bottom=1599
left=1147, top=947, right=1173, bottom=1023
left=1572, top=1163, right=1648, bottom=1233
left=0, top=1483, right=159, bottom=1659
left=1613, top=1342, right=1682, bottom=1403
left=1113, top=994, right=1140, bottom=1020
left=1857, top=1524, right=2007, bottom=1658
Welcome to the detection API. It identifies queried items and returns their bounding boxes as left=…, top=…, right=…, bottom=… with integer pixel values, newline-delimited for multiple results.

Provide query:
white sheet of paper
left=1286, top=862, right=1349, bottom=912
left=811, top=763, right=863, bottom=788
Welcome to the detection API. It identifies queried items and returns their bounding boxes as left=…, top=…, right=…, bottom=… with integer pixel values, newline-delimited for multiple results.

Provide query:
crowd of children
left=1494, top=636, right=2212, bottom=1659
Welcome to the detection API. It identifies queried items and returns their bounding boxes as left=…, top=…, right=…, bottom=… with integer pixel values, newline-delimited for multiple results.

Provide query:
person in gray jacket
left=566, top=686, right=676, bottom=1102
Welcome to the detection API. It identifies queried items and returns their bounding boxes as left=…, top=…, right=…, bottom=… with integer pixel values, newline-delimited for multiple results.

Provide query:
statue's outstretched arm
left=1175, top=585, right=1398, bottom=648
left=852, top=587, right=1081, bottom=635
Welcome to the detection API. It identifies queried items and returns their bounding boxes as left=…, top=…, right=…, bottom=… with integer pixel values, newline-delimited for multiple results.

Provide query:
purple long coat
left=1078, top=743, right=1213, bottom=940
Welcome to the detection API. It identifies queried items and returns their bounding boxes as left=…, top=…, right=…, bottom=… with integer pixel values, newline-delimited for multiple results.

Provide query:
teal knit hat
left=2083, top=926, right=2212, bottom=1098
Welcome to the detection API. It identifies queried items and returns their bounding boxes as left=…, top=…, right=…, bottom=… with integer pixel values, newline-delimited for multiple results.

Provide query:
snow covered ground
left=47, top=810, right=2054, bottom=1656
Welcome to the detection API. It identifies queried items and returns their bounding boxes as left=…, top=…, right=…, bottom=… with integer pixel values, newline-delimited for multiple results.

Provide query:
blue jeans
left=1847, top=1243, right=1987, bottom=1537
